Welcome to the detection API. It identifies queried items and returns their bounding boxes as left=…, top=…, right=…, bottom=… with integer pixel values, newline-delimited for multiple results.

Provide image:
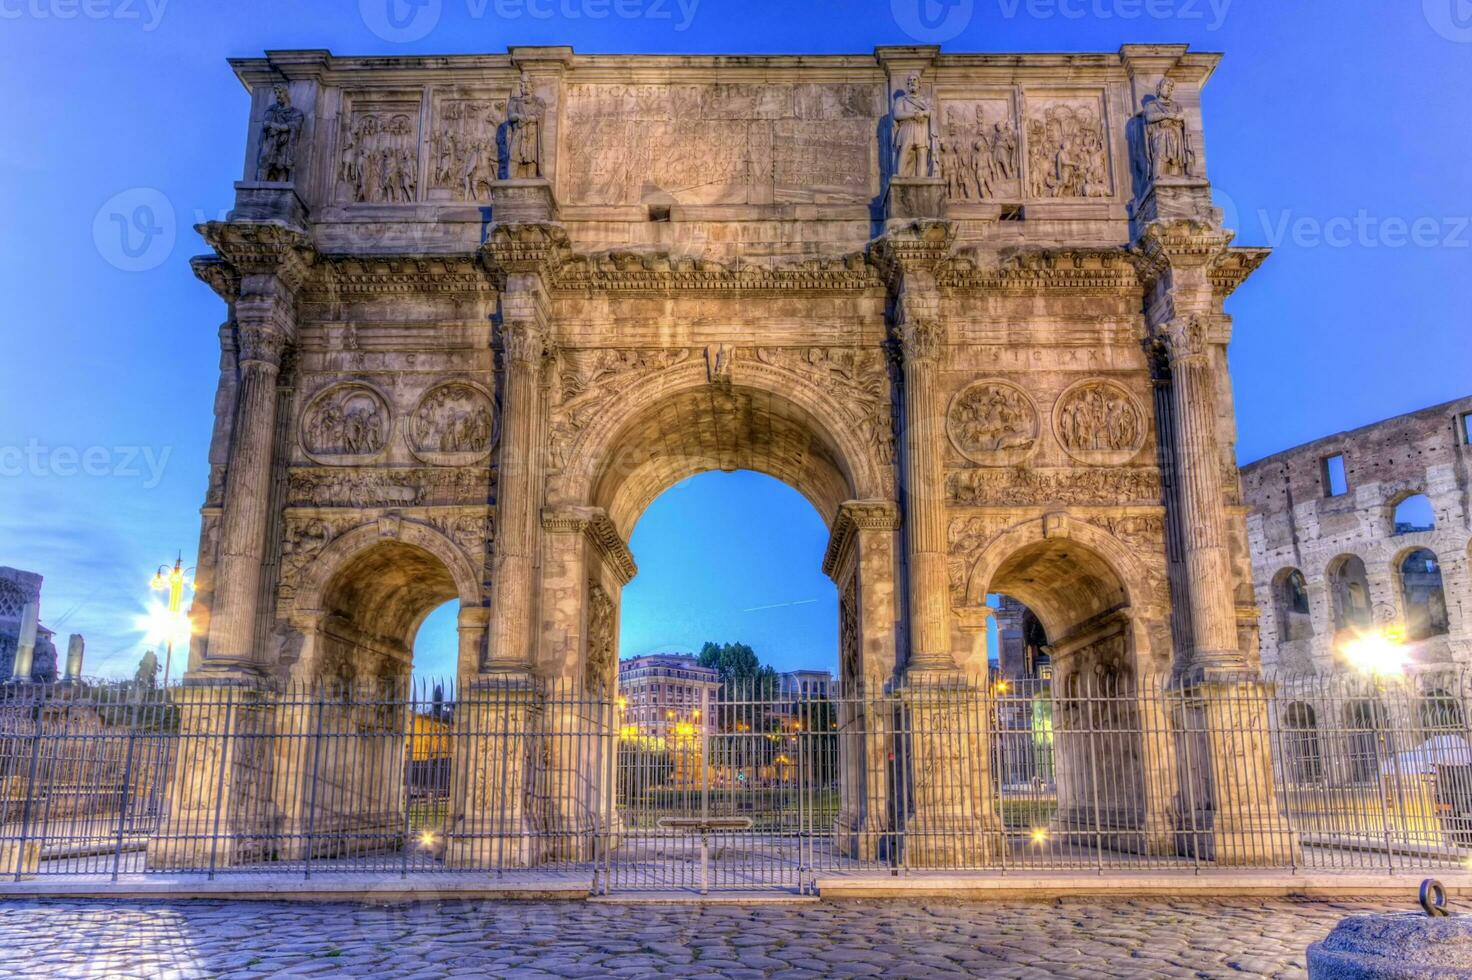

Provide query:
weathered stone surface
left=1307, top=912, right=1472, bottom=979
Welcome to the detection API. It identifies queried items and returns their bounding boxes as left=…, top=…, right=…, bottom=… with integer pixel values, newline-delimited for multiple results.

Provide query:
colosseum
left=1243, top=396, right=1472, bottom=674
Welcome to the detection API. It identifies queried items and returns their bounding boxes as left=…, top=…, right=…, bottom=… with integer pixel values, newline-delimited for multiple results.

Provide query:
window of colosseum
left=1322, top=453, right=1349, bottom=497
left=1274, top=569, right=1314, bottom=642
left=1392, top=494, right=1436, bottom=535
left=1462, top=413, right=1472, bottom=445
left=1344, top=699, right=1388, bottom=784
left=1329, top=556, right=1374, bottom=633
left=1400, top=549, right=1450, bottom=641
left=1420, top=689, right=1465, bottom=733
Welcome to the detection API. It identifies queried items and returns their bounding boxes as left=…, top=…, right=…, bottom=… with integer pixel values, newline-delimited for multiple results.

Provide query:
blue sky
left=1, top=1, right=1468, bottom=678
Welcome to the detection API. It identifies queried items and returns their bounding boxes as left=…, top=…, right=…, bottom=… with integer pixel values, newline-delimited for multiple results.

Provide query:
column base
left=884, top=177, right=947, bottom=223
left=903, top=815, right=1004, bottom=868
left=491, top=179, right=558, bottom=223
left=230, top=181, right=309, bottom=226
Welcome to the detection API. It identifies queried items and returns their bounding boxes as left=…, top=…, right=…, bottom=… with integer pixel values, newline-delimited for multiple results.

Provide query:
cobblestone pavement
left=0, top=896, right=1399, bottom=978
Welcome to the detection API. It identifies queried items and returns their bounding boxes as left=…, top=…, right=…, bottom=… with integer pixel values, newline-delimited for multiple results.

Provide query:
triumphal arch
left=153, top=44, right=1296, bottom=872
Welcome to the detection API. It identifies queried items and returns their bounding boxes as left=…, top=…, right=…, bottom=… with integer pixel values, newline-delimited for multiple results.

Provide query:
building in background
left=617, top=653, right=722, bottom=740
left=778, top=669, right=833, bottom=701
left=1243, top=396, right=1472, bottom=674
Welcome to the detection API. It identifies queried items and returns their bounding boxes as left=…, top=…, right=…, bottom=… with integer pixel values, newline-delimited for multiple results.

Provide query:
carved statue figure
left=304, top=387, right=389, bottom=458
left=256, top=84, right=305, bottom=183
left=1027, top=105, right=1110, bottom=199
left=584, top=584, right=616, bottom=694
left=892, top=72, right=935, bottom=179
left=1056, top=382, right=1143, bottom=455
left=1141, top=78, right=1197, bottom=180
left=507, top=74, right=545, bottom=179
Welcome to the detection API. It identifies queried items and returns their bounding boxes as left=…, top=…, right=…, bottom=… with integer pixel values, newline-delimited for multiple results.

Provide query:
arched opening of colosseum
left=277, top=537, right=470, bottom=861
left=981, top=538, right=1161, bottom=853
left=1399, top=548, right=1450, bottom=641
left=1391, top=494, right=1437, bottom=535
left=1328, top=555, right=1374, bottom=634
left=1273, top=568, right=1314, bottom=643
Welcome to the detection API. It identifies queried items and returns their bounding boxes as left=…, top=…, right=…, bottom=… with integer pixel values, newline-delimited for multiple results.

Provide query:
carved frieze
left=429, top=96, right=506, bottom=202
left=549, top=348, right=694, bottom=465
left=746, top=347, right=895, bottom=467
left=560, top=82, right=880, bottom=206
left=426, top=510, right=495, bottom=560
left=1052, top=379, right=1146, bottom=465
left=1025, top=98, right=1111, bottom=199
left=946, top=380, right=1038, bottom=465
left=947, top=515, right=1018, bottom=605
left=288, top=467, right=493, bottom=508
left=948, top=467, right=1161, bottom=507
left=584, top=583, right=616, bottom=695
left=938, top=98, right=1020, bottom=202
left=300, top=383, right=391, bottom=465
left=409, top=382, right=496, bottom=466
left=337, top=97, right=421, bottom=204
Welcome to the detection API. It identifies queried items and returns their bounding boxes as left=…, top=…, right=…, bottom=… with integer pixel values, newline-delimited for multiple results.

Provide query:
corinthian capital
left=503, top=320, right=547, bottom=366
left=1161, top=313, right=1211, bottom=365
left=237, top=323, right=290, bottom=368
left=894, top=316, right=947, bottom=364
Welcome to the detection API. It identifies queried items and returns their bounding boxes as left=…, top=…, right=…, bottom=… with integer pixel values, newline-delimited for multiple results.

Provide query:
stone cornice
left=552, top=250, right=881, bottom=293
left=822, top=499, right=901, bottom=579
left=312, top=255, right=494, bottom=297
left=941, top=247, right=1141, bottom=293
left=541, top=506, right=638, bottom=585
left=480, top=222, right=572, bottom=281
left=199, top=220, right=317, bottom=293
left=192, top=256, right=241, bottom=302
left=1208, top=247, right=1271, bottom=298
left=869, top=220, right=956, bottom=283
left=1129, top=219, right=1236, bottom=285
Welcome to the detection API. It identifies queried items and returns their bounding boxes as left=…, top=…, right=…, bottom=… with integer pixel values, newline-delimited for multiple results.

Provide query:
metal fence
left=2, top=669, right=1470, bottom=892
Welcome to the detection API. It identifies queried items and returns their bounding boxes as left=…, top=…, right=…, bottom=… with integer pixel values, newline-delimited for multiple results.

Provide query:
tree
left=134, top=649, right=160, bottom=689
left=697, top=641, right=779, bottom=697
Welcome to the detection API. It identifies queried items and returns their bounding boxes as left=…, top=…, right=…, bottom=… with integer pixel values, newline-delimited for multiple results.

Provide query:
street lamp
left=1341, top=626, right=1409, bottom=678
left=145, top=554, right=194, bottom=687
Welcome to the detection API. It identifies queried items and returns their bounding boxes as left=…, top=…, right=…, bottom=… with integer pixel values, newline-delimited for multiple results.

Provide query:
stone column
left=444, top=676, right=545, bottom=869
left=1161, top=313, right=1242, bottom=670
left=8, top=601, right=37, bottom=682
left=486, top=317, right=547, bottom=672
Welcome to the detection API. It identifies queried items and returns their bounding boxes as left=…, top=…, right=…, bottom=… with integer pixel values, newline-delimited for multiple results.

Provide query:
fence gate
left=601, top=686, right=838, bottom=894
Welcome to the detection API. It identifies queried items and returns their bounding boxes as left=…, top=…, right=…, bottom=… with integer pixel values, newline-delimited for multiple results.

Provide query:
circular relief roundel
left=409, top=381, right=496, bottom=465
left=1052, top=379, right=1147, bottom=465
left=300, top=382, right=392, bottom=465
left=946, top=380, right=1040, bottom=465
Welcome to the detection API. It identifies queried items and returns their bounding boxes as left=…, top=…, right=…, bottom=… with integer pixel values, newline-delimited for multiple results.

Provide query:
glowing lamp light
left=1341, top=628, right=1409, bottom=677
left=135, top=601, right=194, bottom=649
left=418, top=831, right=439, bottom=850
left=1030, top=828, right=1049, bottom=846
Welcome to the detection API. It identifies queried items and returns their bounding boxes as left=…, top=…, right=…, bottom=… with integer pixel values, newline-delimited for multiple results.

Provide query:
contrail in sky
left=741, top=599, right=820, bottom=613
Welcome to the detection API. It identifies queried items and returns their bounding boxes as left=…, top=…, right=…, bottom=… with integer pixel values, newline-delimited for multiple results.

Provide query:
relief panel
left=936, top=96, right=1021, bottom=203
left=427, top=93, right=507, bottom=202
left=336, top=94, right=423, bottom=204
left=300, top=383, right=392, bottom=465
left=1052, top=379, right=1147, bottom=465
left=409, top=381, right=497, bottom=466
left=1024, top=93, right=1113, bottom=200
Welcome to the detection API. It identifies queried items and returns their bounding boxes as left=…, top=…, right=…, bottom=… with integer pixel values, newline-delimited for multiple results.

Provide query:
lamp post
left=149, top=555, right=194, bottom=688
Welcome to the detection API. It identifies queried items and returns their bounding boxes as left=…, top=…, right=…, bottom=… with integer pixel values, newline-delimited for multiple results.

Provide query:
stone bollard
left=1307, top=881, right=1472, bottom=978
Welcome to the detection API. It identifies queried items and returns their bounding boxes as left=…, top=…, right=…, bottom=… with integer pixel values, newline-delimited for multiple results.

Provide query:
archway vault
left=554, top=357, right=892, bottom=538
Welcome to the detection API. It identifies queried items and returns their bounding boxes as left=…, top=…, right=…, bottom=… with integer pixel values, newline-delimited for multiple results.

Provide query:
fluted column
left=1162, top=314, right=1242, bottom=671
left=896, top=316, right=955, bottom=673
left=204, top=297, right=292, bottom=673
left=486, top=318, right=547, bottom=672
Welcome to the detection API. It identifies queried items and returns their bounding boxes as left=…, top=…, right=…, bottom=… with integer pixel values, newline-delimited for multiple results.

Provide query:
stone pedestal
left=884, top=177, right=947, bottom=222
left=492, top=179, right=559, bottom=223
left=1131, top=177, right=1218, bottom=229
left=900, top=673, right=1004, bottom=867
left=444, top=676, right=545, bottom=869
left=1181, top=675, right=1301, bottom=865
left=230, top=181, right=309, bottom=226
left=1308, top=913, right=1472, bottom=978
left=0, top=840, right=40, bottom=878
left=146, top=684, right=276, bottom=870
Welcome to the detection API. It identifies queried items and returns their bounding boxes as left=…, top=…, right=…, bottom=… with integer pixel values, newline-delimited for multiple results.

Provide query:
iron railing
left=2, top=669, right=1470, bottom=890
